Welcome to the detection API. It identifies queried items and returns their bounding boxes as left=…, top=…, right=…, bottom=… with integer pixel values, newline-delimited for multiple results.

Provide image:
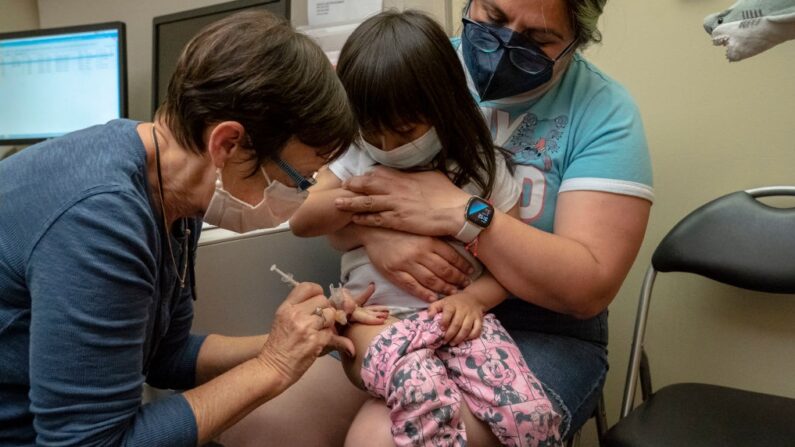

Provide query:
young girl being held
left=290, top=10, right=562, bottom=447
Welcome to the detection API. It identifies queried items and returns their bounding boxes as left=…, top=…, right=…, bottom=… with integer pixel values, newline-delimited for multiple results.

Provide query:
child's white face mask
left=203, top=167, right=307, bottom=233
left=360, top=127, right=442, bottom=169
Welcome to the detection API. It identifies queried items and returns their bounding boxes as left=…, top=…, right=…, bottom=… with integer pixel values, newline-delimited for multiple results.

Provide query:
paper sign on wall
left=307, top=0, right=383, bottom=27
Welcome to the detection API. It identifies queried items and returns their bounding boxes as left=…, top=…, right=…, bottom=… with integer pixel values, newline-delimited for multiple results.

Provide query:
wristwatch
left=454, top=196, right=494, bottom=243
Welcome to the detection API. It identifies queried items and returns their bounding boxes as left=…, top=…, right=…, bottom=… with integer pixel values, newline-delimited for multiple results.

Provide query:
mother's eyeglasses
left=462, top=17, right=577, bottom=75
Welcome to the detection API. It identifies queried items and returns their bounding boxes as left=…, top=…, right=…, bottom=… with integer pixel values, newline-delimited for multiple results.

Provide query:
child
left=290, top=10, right=562, bottom=447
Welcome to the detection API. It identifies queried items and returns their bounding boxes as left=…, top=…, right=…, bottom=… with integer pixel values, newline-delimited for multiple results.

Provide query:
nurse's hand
left=358, top=228, right=473, bottom=303
left=256, top=283, right=351, bottom=389
left=335, top=167, right=470, bottom=237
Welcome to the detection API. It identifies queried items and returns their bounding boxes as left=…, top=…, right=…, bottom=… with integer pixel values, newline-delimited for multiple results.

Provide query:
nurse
left=0, top=10, right=373, bottom=447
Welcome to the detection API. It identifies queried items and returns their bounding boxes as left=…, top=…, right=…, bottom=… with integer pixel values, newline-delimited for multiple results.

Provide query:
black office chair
left=603, top=186, right=795, bottom=447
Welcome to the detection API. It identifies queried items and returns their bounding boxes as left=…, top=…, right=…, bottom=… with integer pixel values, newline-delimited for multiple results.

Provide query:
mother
left=223, top=0, right=652, bottom=445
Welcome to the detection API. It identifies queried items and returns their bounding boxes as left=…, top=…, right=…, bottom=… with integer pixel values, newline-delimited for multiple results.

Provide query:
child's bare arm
left=461, top=269, right=509, bottom=308
left=427, top=271, right=506, bottom=345
left=427, top=203, right=520, bottom=344
left=289, top=167, right=358, bottom=237
left=433, top=202, right=520, bottom=312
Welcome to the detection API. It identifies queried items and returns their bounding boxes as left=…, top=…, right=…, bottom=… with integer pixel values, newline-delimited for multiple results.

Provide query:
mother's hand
left=257, top=283, right=350, bottom=389
left=335, top=167, right=470, bottom=237
left=360, top=228, right=473, bottom=302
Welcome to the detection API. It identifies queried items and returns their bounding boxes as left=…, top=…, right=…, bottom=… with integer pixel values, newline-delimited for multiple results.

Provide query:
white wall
left=0, top=0, right=38, bottom=31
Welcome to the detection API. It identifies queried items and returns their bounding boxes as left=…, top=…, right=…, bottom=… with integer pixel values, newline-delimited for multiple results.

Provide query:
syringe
left=270, top=264, right=299, bottom=287
left=270, top=264, right=352, bottom=325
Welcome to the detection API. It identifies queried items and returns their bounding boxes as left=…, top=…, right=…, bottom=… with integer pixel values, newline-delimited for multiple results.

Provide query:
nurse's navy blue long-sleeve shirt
left=0, top=120, right=206, bottom=446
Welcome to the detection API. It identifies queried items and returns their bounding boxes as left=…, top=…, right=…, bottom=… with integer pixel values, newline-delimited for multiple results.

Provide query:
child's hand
left=350, top=305, right=390, bottom=325
left=428, top=293, right=484, bottom=345
left=330, top=284, right=389, bottom=325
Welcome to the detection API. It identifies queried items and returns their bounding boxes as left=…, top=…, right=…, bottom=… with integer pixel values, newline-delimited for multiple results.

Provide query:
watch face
left=467, top=198, right=493, bottom=227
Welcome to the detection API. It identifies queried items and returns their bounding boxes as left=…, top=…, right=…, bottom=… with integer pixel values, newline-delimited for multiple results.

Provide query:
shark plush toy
left=704, top=0, right=795, bottom=61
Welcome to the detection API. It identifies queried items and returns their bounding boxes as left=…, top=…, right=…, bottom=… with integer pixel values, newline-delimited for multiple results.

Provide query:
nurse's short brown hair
left=156, top=10, right=354, bottom=168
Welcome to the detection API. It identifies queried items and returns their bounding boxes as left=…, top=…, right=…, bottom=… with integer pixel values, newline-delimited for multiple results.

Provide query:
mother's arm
left=477, top=190, right=650, bottom=318
left=335, top=168, right=651, bottom=319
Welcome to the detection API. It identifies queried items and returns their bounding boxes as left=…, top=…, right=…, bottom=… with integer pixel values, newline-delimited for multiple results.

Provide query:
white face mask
left=360, top=127, right=442, bottom=169
left=203, top=167, right=308, bottom=233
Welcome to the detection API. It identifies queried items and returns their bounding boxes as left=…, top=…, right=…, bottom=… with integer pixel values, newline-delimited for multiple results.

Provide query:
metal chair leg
left=594, top=394, right=608, bottom=447
left=640, top=350, right=653, bottom=401
left=565, top=429, right=581, bottom=447
left=565, top=394, right=606, bottom=447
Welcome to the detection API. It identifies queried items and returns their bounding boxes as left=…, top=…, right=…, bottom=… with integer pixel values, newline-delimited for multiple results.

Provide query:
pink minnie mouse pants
left=360, top=311, right=562, bottom=447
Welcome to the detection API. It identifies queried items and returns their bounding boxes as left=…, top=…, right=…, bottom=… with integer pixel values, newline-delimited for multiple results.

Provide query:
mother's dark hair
left=156, top=10, right=355, bottom=170
left=565, top=0, right=607, bottom=47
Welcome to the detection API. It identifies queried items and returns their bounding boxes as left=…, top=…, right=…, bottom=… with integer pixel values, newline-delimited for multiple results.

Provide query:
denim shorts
left=493, top=299, right=609, bottom=439
left=508, top=329, right=607, bottom=438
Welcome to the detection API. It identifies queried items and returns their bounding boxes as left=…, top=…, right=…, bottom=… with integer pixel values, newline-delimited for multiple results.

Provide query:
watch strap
left=454, top=219, right=482, bottom=243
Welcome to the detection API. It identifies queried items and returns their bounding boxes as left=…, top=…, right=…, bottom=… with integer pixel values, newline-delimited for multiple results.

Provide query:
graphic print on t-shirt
left=488, top=108, right=570, bottom=225
left=504, top=112, right=569, bottom=171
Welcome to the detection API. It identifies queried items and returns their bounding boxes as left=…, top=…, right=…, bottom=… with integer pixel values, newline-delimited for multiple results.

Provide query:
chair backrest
left=652, top=187, right=795, bottom=293
left=620, top=186, right=795, bottom=418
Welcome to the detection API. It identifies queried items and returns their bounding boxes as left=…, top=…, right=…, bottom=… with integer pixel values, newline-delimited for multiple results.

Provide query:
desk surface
left=198, top=222, right=291, bottom=247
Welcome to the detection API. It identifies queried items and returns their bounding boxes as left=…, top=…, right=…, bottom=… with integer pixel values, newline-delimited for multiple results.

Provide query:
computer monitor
left=0, top=22, right=127, bottom=145
left=151, top=0, right=289, bottom=118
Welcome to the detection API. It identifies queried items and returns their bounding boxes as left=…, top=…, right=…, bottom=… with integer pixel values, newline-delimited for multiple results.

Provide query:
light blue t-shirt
left=453, top=38, right=654, bottom=343
left=0, top=120, right=204, bottom=446
left=455, top=38, right=653, bottom=230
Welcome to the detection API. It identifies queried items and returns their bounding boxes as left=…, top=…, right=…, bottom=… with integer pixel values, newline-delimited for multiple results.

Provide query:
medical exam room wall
left=30, top=1, right=795, bottom=444
left=0, top=0, right=38, bottom=35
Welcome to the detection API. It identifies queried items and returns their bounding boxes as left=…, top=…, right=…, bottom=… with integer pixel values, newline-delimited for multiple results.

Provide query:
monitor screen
left=152, top=0, right=289, bottom=118
left=0, top=22, right=127, bottom=145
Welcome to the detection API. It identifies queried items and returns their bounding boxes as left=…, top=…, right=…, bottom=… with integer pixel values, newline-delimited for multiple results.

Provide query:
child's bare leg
left=345, top=397, right=500, bottom=447
left=219, top=356, right=368, bottom=446
left=341, top=316, right=401, bottom=389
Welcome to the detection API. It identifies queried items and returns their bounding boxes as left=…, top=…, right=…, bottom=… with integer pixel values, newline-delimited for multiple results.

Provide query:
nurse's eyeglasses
left=275, top=158, right=316, bottom=191
left=462, top=17, right=577, bottom=75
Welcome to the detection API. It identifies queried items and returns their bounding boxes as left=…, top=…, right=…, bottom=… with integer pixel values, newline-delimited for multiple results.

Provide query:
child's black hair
left=337, top=9, right=510, bottom=196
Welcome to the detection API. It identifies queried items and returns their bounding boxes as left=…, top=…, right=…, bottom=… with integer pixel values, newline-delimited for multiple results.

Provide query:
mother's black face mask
left=462, top=17, right=577, bottom=101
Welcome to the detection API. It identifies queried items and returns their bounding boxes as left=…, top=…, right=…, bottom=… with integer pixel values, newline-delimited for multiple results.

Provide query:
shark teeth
left=712, top=35, right=730, bottom=46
